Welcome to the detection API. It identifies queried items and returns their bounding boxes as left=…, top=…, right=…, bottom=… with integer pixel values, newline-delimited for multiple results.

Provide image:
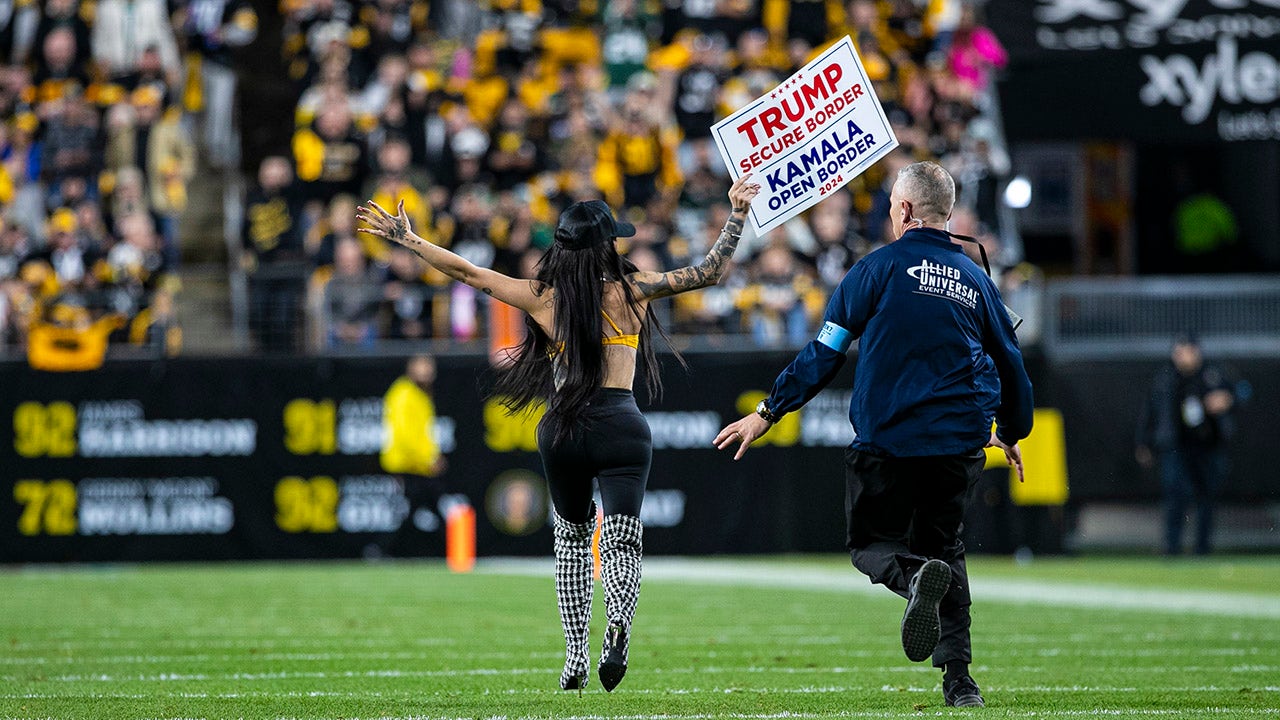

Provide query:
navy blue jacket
left=765, top=227, right=1034, bottom=456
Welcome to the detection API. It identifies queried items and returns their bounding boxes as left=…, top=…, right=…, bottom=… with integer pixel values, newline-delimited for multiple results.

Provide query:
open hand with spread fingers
left=356, top=199, right=419, bottom=253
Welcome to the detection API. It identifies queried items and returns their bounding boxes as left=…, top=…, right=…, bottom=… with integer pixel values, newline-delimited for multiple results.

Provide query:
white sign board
left=711, top=36, right=899, bottom=235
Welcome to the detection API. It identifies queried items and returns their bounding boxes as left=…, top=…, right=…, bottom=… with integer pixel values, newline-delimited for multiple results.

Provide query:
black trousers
left=538, top=388, right=652, bottom=523
left=1160, top=445, right=1226, bottom=555
left=845, top=447, right=986, bottom=668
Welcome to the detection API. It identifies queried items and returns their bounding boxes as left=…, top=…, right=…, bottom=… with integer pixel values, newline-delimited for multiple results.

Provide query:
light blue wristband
left=816, top=322, right=853, bottom=353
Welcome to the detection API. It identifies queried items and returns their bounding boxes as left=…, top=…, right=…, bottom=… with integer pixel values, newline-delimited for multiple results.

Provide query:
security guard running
left=715, top=161, right=1033, bottom=709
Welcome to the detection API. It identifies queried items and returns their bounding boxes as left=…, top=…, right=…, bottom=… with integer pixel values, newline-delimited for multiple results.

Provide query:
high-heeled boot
left=553, top=506, right=596, bottom=691
left=597, top=513, right=643, bottom=692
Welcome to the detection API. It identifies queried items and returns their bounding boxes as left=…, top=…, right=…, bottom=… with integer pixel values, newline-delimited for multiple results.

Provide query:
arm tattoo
left=631, top=215, right=744, bottom=298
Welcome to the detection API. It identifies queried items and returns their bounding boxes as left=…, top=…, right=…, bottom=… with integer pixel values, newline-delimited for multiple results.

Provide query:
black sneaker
left=901, top=559, right=951, bottom=662
left=598, top=622, right=629, bottom=692
left=944, top=674, right=985, bottom=707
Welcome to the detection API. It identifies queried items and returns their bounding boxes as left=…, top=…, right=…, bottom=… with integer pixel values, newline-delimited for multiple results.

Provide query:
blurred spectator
left=34, top=0, right=93, bottom=71
left=784, top=1, right=828, bottom=53
left=359, top=52, right=409, bottom=122
left=26, top=207, right=99, bottom=291
left=175, top=0, right=258, bottom=169
left=445, top=123, right=491, bottom=191
left=112, top=44, right=171, bottom=98
left=1136, top=335, right=1239, bottom=556
left=107, top=166, right=149, bottom=226
left=738, top=244, right=823, bottom=347
left=595, top=102, right=682, bottom=212
left=2, top=111, right=47, bottom=241
left=382, top=245, right=438, bottom=340
left=364, top=135, right=431, bottom=252
left=803, top=193, right=869, bottom=291
left=92, top=0, right=181, bottom=84
left=129, top=286, right=181, bottom=355
left=672, top=36, right=727, bottom=143
left=485, top=99, right=541, bottom=192
left=33, top=25, right=89, bottom=100
left=375, top=352, right=446, bottom=556
left=102, top=211, right=167, bottom=321
left=1, top=2, right=41, bottom=65
left=74, top=198, right=111, bottom=250
left=243, top=156, right=306, bottom=353
left=446, top=184, right=497, bottom=271
left=325, top=236, right=381, bottom=347
left=311, top=194, right=363, bottom=265
left=0, top=218, right=32, bottom=281
left=946, top=5, right=1007, bottom=94
left=363, top=1, right=430, bottom=59
left=294, top=104, right=368, bottom=202
left=602, top=0, right=659, bottom=92
left=40, top=95, right=99, bottom=205
left=104, top=87, right=195, bottom=267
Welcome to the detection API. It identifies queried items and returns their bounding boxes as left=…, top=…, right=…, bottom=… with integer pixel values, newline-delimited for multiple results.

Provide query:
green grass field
left=2, top=556, right=1279, bottom=719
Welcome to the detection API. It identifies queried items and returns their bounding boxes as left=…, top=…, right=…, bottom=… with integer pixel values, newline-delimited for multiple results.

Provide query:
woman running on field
left=357, top=174, right=759, bottom=692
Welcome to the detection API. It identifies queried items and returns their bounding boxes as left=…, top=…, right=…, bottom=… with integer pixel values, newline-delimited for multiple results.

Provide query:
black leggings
left=538, top=388, right=652, bottom=523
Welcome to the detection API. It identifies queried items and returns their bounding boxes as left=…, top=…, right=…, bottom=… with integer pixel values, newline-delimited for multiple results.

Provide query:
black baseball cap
left=555, top=200, right=636, bottom=250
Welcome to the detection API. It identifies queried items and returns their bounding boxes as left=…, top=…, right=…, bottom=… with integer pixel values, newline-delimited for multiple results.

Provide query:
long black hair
left=491, top=209, right=682, bottom=446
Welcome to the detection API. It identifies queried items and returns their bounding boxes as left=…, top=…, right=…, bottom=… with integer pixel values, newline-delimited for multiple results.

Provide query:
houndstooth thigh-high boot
left=553, top=505, right=597, bottom=691
left=597, top=513, right=643, bottom=692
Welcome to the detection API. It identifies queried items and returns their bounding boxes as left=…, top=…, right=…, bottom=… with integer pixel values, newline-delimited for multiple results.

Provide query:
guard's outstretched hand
left=987, top=430, right=1025, bottom=483
left=713, top=413, right=773, bottom=461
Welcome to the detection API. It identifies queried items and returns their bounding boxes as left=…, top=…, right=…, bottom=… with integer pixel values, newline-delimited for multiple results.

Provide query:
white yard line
left=2, top=644, right=1270, bottom=667
left=0, top=650, right=562, bottom=666
left=4, top=636, right=463, bottom=651
left=7, top=665, right=1279, bottom=684
left=476, top=558, right=1280, bottom=619
left=1, top=685, right=1277, bottom=699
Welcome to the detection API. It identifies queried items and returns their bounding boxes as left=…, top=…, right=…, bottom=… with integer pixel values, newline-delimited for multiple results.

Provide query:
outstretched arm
left=626, top=173, right=760, bottom=300
left=714, top=260, right=881, bottom=460
left=357, top=200, right=544, bottom=314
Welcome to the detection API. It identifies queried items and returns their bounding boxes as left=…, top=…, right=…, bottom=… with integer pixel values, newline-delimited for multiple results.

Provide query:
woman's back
left=532, top=282, right=647, bottom=391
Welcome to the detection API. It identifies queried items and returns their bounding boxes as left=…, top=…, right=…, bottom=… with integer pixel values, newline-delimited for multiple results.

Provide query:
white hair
left=896, top=161, right=956, bottom=222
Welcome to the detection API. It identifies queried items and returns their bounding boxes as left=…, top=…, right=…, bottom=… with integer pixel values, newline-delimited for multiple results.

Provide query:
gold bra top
left=550, top=311, right=640, bottom=357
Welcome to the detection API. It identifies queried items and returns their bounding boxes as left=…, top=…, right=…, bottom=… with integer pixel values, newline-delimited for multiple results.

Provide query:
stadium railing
left=1043, top=275, right=1280, bottom=361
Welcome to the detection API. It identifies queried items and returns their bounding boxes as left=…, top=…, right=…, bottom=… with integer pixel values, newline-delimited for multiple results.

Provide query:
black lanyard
left=942, top=230, right=1023, bottom=332
left=944, top=231, right=993, bottom=277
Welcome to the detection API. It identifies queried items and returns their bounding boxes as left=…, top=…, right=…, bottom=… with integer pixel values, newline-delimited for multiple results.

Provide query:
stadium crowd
left=246, top=0, right=1023, bottom=353
left=0, top=0, right=257, bottom=363
left=0, top=0, right=1023, bottom=359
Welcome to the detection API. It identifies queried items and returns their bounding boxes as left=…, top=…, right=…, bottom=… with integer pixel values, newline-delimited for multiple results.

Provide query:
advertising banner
left=711, top=36, right=899, bottom=234
left=8, top=352, right=1271, bottom=562
left=0, top=354, right=858, bottom=562
left=988, top=0, right=1280, bottom=142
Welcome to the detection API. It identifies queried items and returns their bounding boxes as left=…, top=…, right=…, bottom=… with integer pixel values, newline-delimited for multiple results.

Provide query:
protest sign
left=712, top=36, right=899, bottom=235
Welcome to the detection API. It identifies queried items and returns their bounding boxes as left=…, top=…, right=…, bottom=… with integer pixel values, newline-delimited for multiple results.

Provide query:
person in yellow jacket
left=376, top=353, right=448, bottom=557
